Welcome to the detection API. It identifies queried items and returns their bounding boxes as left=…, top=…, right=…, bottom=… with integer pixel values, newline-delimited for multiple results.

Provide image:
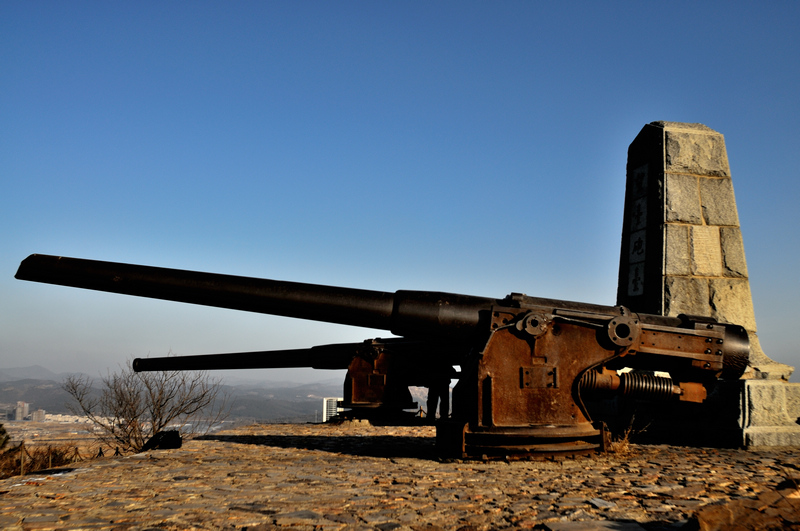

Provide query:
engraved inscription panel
left=624, top=164, right=650, bottom=298
left=691, top=225, right=723, bottom=276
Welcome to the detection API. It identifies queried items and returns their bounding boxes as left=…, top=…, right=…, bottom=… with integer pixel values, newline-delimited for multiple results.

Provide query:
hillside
left=0, top=366, right=348, bottom=421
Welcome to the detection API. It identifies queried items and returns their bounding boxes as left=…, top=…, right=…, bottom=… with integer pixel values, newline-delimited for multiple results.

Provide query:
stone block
left=665, top=174, right=702, bottom=223
left=743, top=380, right=797, bottom=426
left=663, top=277, right=708, bottom=316
left=708, top=278, right=757, bottom=331
left=664, top=224, right=690, bottom=276
left=690, top=225, right=723, bottom=277
left=741, top=379, right=800, bottom=447
left=720, top=227, right=748, bottom=278
left=699, top=177, right=740, bottom=226
left=743, top=426, right=800, bottom=448
left=788, top=382, right=800, bottom=418
left=663, top=124, right=730, bottom=177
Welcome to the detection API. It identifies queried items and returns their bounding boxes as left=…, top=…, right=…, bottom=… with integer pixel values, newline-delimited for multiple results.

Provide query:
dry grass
left=606, top=425, right=634, bottom=454
left=606, top=416, right=649, bottom=455
left=0, top=442, right=95, bottom=480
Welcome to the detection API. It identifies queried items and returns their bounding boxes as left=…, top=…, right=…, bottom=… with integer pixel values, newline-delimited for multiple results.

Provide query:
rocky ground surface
left=1, top=422, right=799, bottom=530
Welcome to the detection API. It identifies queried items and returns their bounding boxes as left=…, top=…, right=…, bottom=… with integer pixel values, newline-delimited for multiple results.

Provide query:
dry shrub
left=64, top=359, right=229, bottom=453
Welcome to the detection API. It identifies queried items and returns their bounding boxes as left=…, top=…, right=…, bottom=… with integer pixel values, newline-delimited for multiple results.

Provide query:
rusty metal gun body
left=15, top=254, right=749, bottom=458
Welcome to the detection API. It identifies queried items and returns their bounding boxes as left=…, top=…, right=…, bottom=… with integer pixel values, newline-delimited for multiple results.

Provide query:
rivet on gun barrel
left=15, top=253, right=749, bottom=459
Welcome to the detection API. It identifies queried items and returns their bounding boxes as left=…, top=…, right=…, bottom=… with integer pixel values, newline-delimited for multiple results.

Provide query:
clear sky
left=2, top=2, right=798, bottom=384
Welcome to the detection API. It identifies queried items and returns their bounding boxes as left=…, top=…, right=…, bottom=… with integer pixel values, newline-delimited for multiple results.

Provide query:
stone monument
left=617, top=121, right=799, bottom=446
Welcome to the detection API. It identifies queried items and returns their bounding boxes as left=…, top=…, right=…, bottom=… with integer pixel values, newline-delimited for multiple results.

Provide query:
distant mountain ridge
left=0, top=378, right=71, bottom=414
left=0, top=364, right=344, bottom=388
left=0, top=366, right=347, bottom=420
left=0, top=365, right=78, bottom=383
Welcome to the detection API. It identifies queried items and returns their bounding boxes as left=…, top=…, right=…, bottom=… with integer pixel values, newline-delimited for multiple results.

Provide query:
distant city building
left=322, top=397, right=343, bottom=422
left=15, top=401, right=30, bottom=421
left=31, top=409, right=46, bottom=422
left=44, top=413, right=94, bottom=424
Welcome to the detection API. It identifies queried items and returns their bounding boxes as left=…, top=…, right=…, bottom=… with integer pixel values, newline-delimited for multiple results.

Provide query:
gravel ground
left=1, top=422, right=798, bottom=530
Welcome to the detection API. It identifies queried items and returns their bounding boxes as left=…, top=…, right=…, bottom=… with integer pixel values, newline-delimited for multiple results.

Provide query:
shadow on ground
left=195, top=433, right=438, bottom=460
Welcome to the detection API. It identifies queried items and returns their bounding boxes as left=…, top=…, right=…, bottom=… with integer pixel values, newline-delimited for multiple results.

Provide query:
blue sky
left=2, top=2, right=798, bottom=383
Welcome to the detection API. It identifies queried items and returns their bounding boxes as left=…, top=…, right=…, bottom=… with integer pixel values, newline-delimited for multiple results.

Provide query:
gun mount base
left=436, top=422, right=609, bottom=460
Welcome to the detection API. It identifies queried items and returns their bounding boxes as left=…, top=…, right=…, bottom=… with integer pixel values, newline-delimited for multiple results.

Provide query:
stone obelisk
left=617, top=121, right=799, bottom=446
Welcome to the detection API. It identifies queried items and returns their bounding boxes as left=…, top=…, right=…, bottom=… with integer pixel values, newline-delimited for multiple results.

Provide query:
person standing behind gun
left=426, top=365, right=455, bottom=422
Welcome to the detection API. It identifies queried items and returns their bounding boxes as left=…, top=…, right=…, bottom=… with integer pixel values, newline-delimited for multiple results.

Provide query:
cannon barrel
left=15, top=254, right=750, bottom=335
left=14, top=254, right=732, bottom=338
left=15, top=254, right=502, bottom=337
left=132, top=342, right=360, bottom=372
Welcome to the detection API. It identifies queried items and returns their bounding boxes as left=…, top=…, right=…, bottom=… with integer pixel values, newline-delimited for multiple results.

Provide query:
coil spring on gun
left=579, top=370, right=602, bottom=390
left=619, top=372, right=674, bottom=401
left=580, top=370, right=678, bottom=401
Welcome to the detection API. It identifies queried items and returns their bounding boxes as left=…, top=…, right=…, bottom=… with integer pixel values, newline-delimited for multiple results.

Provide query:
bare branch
left=62, top=358, right=229, bottom=452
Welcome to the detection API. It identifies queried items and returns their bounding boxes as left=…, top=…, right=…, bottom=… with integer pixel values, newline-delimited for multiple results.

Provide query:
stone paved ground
left=1, top=422, right=799, bottom=530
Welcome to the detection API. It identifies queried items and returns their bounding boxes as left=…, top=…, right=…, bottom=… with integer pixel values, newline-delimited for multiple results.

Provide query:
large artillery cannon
left=16, top=254, right=749, bottom=458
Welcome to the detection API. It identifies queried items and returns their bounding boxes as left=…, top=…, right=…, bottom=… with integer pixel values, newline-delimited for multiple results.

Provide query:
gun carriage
left=16, top=254, right=749, bottom=459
